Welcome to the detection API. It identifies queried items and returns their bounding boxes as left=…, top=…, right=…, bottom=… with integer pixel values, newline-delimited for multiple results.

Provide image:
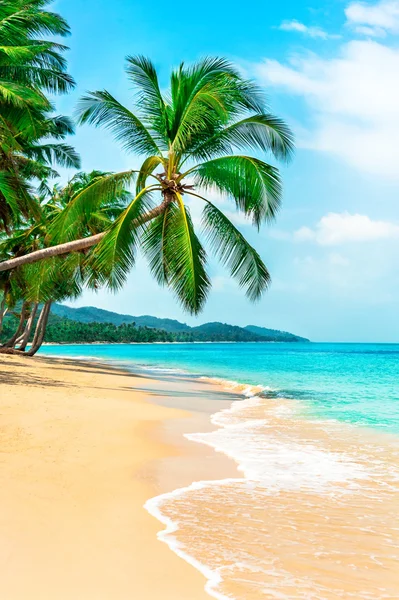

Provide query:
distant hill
left=245, top=325, right=309, bottom=343
left=51, top=304, right=191, bottom=332
left=50, top=304, right=309, bottom=343
left=190, top=322, right=262, bottom=342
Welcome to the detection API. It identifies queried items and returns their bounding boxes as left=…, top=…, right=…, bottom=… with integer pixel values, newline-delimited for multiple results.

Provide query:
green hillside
left=245, top=325, right=309, bottom=343
left=51, top=304, right=191, bottom=332
left=48, top=304, right=309, bottom=343
left=191, top=322, right=263, bottom=342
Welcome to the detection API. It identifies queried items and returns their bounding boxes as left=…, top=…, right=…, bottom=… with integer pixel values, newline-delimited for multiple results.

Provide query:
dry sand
left=0, top=354, right=236, bottom=600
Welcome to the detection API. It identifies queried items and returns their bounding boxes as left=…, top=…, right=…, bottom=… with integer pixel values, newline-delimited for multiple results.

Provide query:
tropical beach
left=0, top=353, right=236, bottom=599
left=1, top=347, right=399, bottom=599
left=1, top=0, right=399, bottom=598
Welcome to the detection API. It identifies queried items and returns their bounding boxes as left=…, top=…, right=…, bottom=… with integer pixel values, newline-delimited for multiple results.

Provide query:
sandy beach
left=0, top=354, right=237, bottom=600
left=2, top=353, right=399, bottom=600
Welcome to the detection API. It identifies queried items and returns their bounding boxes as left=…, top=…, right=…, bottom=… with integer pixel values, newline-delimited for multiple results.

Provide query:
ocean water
left=40, top=343, right=399, bottom=599
left=40, top=342, right=399, bottom=434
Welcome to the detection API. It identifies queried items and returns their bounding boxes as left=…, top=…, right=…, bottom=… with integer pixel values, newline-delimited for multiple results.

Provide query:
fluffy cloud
left=294, top=212, right=399, bottom=245
left=345, top=0, right=399, bottom=36
left=278, top=20, right=338, bottom=39
left=256, top=38, right=399, bottom=178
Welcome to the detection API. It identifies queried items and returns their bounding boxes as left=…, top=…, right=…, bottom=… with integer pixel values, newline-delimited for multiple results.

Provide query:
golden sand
left=0, top=354, right=214, bottom=600
left=1, top=355, right=398, bottom=600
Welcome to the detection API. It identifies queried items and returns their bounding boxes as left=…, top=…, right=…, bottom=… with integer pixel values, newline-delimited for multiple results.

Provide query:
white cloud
left=294, top=212, right=399, bottom=245
left=256, top=39, right=399, bottom=178
left=345, top=0, right=399, bottom=36
left=278, top=20, right=339, bottom=39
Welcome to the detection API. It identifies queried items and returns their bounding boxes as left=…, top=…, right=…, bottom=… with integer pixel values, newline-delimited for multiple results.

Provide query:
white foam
left=145, top=479, right=239, bottom=600
left=135, top=364, right=189, bottom=375
left=145, top=391, right=370, bottom=599
left=188, top=396, right=368, bottom=492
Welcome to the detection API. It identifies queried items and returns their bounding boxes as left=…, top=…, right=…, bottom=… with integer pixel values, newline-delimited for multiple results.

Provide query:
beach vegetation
left=0, top=1, right=294, bottom=355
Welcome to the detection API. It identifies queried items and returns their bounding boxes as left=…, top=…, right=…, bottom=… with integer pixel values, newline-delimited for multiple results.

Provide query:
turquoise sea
left=40, top=342, right=399, bottom=435
left=39, top=342, right=399, bottom=598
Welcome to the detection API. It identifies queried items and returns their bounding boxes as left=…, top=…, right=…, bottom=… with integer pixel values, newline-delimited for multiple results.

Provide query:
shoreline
left=1, top=352, right=399, bottom=599
left=0, top=353, right=239, bottom=600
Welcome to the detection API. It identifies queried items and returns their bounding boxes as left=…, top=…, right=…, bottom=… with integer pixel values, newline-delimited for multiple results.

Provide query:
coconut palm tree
left=0, top=56, right=294, bottom=314
left=0, top=0, right=76, bottom=230
left=0, top=170, right=132, bottom=352
left=0, top=0, right=73, bottom=106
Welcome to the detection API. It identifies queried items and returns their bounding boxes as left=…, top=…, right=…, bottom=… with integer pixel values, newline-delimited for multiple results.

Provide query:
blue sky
left=54, top=0, right=399, bottom=342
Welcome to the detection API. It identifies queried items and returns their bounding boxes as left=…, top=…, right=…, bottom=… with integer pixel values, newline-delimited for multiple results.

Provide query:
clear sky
left=54, top=0, right=399, bottom=342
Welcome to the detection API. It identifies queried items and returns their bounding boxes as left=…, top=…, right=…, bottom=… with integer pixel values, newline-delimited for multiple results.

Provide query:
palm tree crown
left=1, top=56, right=294, bottom=315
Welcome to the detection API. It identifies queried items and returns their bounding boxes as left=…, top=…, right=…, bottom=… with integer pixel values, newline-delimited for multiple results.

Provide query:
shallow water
left=40, top=343, right=399, bottom=598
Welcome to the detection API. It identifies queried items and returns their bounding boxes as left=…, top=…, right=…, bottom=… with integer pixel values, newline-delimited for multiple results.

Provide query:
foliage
left=0, top=2, right=294, bottom=355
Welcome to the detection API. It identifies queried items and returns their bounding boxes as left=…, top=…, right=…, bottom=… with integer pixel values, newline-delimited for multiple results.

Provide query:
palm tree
left=0, top=0, right=76, bottom=230
left=0, top=57, right=293, bottom=313
left=0, top=170, right=132, bottom=352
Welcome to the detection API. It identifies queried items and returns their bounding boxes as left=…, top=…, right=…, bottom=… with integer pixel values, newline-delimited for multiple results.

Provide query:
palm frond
left=76, top=90, right=161, bottom=156
left=27, top=142, right=81, bottom=169
left=169, top=57, right=267, bottom=155
left=88, top=187, right=156, bottom=290
left=201, top=199, right=270, bottom=300
left=50, top=171, right=137, bottom=243
left=190, top=114, right=294, bottom=162
left=193, top=155, right=282, bottom=227
left=126, top=55, right=170, bottom=146
left=143, top=193, right=210, bottom=314
left=136, top=155, right=164, bottom=192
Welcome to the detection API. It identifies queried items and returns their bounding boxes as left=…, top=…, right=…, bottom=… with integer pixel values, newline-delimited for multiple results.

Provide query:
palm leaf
left=50, top=171, right=137, bottom=243
left=201, top=200, right=270, bottom=300
left=143, top=193, right=210, bottom=314
left=193, top=155, right=282, bottom=227
left=136, top=155, right=164, bottom=192
left=169, top=58, right=267, bottom=154
left=126, top=55, right=170, bottom=146
left=27, top=142, right=81, bottom=169
left=190, top=114, right=294, bottom=162
left=76, top=90, right=161, bottom=156
left=88, top=188, right=156, bottom=290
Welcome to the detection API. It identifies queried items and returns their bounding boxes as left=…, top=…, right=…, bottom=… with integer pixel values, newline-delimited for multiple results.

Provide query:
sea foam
left=144, top=383, right=370, bottom=599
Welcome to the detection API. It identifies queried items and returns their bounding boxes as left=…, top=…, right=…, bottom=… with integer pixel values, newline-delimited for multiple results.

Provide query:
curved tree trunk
left=26, top=301, right=52, bottom=356
left=18, top=302, right=39, bottom=351
left=1, top=302, right=28, bottom=348
left=0, top=197, right=173, bottom=273
left=0, top=295, right=8, bottom=335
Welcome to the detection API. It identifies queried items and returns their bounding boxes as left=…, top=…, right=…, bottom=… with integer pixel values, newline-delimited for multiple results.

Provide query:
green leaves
left=126, top=55, right=170, bottom=147
left=193, top=155, right=282, bottom=226
left=27, top=143, right=81, bottom=169
left=190, top=114, right=294, bottom=162
left=0, top=0, right=76, bottom=233
left=50, top=171, right=137, bottom=243
left=136, top=155, right=164, bottom=192
left=143, top=194, right=210, bottom=314
left=202, top=200, right=270, bottom=301
left=168, top=58, right=268, bottom=157
left=88, top=187, right=156, bottom=291
left=77, top=91, right=160, bottom=156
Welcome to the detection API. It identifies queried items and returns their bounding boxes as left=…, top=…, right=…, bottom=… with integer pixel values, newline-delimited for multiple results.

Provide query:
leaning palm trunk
left=0, top=295, right=8, bottom=334
left=1, top=302, right=28, bottom=348
left=26, top=301, right=52, bottom=356
left=18, top=303, right=39, bottom=351
left=0, top=198, right=172, bottom=272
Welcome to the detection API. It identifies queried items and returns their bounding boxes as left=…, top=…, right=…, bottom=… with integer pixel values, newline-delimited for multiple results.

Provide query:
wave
left=144, top=380, right=371, bottom=599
